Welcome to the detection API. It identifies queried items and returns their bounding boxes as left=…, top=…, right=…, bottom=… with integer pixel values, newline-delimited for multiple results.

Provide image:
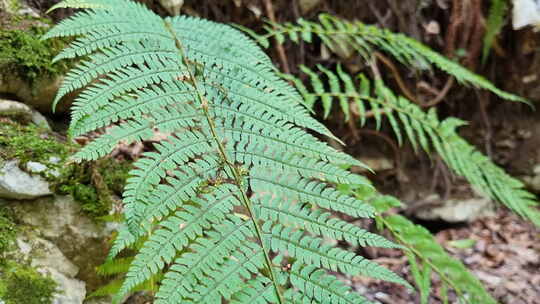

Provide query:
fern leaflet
left=366, top=189, right=499, bottom=304
left=483, top=0, right=509, bottom=63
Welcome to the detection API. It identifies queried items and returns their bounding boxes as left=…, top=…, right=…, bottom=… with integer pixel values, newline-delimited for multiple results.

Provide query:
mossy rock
left=0, top=13, right=72, bottom=114
left=0, top=119, right=73, bottom=174
left=0, top=261, right=57, bottom=304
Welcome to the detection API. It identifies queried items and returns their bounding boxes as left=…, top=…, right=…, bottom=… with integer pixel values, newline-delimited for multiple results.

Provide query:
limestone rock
left=158, top=0, right=184, bottom=15
left=0, top=160, right=52, bottom=199
left=13, top=195, right=105, bottom=240
left=0, top=74, right=73, bottom=114
left=13, top=237, right=86, bottom=304
left=0, top=99, right=50, bottom=129
left=10, top=195, right=111, bottom=291
left=520, top=164, right=540, bottom=192
left=513, top=0, right=540, bottom=30
left=413, top=194, right=494, bottom=223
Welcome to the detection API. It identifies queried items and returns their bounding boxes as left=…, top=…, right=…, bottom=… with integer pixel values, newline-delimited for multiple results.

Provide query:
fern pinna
left=44, top=0, right=411, bottom=303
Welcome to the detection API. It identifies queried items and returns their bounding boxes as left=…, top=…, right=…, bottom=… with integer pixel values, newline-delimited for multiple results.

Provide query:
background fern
left=45, top=0, right=412, bottom=303
left=284, top=65, right=540, bottom=226
left=249, top=13, right=528, bottom=104
left=339, top=182, right=498, bottom=304
left=483, top=0, right=509, bottom=63
left=252, top=15, right=540, bottom=227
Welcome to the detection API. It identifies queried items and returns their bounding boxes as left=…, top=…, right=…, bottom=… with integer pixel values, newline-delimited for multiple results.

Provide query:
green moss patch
left=0, top=261, right=57, bottom=304
left=0, top=120, right=74, bottom=174
left=0, top=15, right=69, bottom=84
left=55, top=158, right=133, bottom=219
left=0, top=119, right=133, bottom=219
left=0, top=206, right=16, bottom=255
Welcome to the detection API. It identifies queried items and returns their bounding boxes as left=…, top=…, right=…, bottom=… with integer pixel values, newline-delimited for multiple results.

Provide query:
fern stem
left=376, top=215, right=469, bottom=303
left=164, top=20, right=286, bottom=304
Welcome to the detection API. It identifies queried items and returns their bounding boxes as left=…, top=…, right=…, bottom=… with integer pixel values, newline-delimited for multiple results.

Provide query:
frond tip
left=45, top=0, right=409, bottom=303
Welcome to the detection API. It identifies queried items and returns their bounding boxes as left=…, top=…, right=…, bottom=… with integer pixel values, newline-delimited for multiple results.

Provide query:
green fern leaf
left=46, top=1, right=409, bottom=303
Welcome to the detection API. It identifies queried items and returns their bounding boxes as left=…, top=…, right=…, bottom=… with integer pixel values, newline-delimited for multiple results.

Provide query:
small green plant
left=0, top=206, right=16, bottom=255
left=0, top=16, right=69, bottom=84
left=483, top=0, right=509, bottom=63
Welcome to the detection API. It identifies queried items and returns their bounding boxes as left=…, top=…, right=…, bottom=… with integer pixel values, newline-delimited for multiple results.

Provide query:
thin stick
left=262, top=0, right=291, bottom=74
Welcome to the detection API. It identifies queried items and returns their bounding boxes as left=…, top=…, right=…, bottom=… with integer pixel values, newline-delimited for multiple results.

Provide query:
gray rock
left=0, top=160, right=52, bottom=199
left=14, top=237, right=86, bottom=304
left=0, top=70, right=73, bottom=115
left=26, top=161, right=48, bottom=173
left=10, top=195, right=111, bottom=291
left=413, top=194, right=494, bottom=222
left=0, top=99, right=51, bottom=129
left=12, top=195, right=107, bottom=240
left=49, top=268, right=86, bottom=304
left=158, top=0, right=184, bottom=15
left=520, top=163, right=540, bottom=192
left=26, top=160, right=61, bottom=177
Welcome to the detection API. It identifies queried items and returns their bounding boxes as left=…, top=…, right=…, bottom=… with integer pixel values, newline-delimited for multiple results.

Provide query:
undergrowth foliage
left=256, top=14, right=540, bottom=227
left=45, top=0, right=411, bottom=303
left=361, top=189, right=498, bottom=304
left=285, top=65, right=540, bottom=226
left=249, top=14, right=528, bottom=104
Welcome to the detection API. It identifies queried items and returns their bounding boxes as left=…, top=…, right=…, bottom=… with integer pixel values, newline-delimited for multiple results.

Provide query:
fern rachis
left=45, top=0, right=411, bottom=303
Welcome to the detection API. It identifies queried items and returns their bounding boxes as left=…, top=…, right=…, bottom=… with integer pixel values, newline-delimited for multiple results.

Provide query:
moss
left=0, top=206, right=16, bottom=255
left=0, top=14, right=69, bottom=85
left=4, top=0, right=21, bottom=12
left=54, top=158, right=133, bottom=219
left=0, top=261, right=57, bottom=304
left=98, top=158, right=133, bottom=196
left=0, top=120, right=74, bottom=175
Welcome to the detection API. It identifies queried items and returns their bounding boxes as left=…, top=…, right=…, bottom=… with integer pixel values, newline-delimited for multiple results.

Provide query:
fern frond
left=336, top=183, right=499, bottom=304
left=288, top=66, right=540, bottom=226
left=46, top=1, right=407, bottom=303
left=254, top=195, right=399, bottom=248
left=387, top=214, right=498, bottom=303
left=264, top=222, right=409, bottom=287
left=230, top=276, right=276, bottom=304
left=96, top=257, right=133, bottom=276
left=256, top=14, right=527, bottom=104
left=369, top=194, right=498, bottom=304
left=483, top=0, right=508, bottom=63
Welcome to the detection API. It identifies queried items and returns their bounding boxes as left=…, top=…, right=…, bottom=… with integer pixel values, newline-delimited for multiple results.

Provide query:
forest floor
left=361, top=209, right=540, bottom=304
